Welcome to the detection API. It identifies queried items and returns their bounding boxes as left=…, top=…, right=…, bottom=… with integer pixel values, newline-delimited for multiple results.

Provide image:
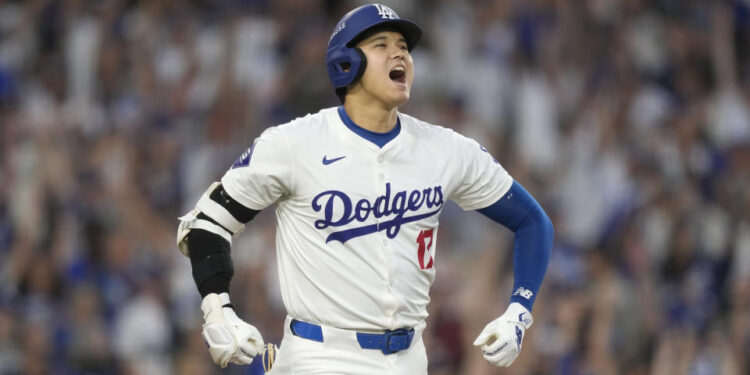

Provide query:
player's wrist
left=217, top=292, right=231, bottom=305
left=503, top=302, right=533, bottom=329
left=509, top=295, right=534, bottom=312
left=197, top=275, right=231, bottom=298
left=217, top=292, right=238, bottom=312
left=509, top=285, right=537, bottom=312
left=201, top=293, right=250, bottom=328
left=201, top=293, right=232, bottom=317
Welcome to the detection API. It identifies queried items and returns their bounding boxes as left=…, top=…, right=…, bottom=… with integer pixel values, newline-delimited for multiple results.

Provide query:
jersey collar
left=337, top=106, right=401, bottom=149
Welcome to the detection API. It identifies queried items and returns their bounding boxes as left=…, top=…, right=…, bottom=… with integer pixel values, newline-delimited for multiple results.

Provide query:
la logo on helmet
left=374, top=4, right=397, bottom=19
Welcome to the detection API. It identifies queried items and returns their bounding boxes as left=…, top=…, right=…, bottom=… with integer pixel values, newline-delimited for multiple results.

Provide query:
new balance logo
left=374, top=4, right=398, bottom=19
left=322, top=155, right=346, bottom=165
left=512, top=287, right=534, bottom=300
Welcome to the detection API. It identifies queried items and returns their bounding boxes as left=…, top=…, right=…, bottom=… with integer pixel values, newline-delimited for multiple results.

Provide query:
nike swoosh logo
left=322, top=155, right=346, bottom=165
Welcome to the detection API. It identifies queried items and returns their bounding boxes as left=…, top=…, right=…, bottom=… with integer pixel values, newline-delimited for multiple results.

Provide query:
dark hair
left=336, top=87, right=347, bottom=104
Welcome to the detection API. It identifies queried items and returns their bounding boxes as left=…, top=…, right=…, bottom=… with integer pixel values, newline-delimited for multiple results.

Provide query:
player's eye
left=375, top=43, right=386, bottom=48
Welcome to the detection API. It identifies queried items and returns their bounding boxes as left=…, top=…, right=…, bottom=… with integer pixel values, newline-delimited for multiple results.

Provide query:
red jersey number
left=416, top=229, right=435, bottom=270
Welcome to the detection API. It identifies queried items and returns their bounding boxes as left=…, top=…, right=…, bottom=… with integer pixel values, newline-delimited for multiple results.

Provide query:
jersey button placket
left=374, top=154, right=396, bottom=319
left=376, top=154, right=386, bottom=183
left=376, top=155, right=388, bottom=235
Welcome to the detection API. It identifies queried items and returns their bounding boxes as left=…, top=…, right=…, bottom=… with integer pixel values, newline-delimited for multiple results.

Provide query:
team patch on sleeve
left=231, top=143, right=256, bottom=169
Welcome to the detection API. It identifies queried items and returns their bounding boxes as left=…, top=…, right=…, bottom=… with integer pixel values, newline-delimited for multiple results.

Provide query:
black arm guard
left=187, top=229, right=234, bottom=297
left=186, top=183, right=260, bottom=297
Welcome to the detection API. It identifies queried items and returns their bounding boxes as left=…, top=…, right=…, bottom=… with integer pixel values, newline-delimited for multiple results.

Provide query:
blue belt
left=290, top=319, right=415, bottom=355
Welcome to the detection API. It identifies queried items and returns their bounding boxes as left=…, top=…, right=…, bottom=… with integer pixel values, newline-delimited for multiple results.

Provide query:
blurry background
left=1, top=0, right=749, bottom=374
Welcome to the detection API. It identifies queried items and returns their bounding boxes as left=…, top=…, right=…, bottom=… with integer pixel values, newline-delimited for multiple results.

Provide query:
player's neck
left=343, top=99, right=398, bottom=134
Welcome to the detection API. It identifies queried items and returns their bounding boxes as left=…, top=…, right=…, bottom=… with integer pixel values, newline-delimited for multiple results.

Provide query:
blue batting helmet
left=326, top=4, right=422, bottom=89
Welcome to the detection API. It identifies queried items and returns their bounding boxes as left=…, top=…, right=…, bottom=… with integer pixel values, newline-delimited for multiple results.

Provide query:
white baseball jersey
left=222, top=106, right=512, bottom=331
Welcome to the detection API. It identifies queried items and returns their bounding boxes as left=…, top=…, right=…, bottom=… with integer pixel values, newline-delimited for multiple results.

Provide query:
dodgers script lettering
left=312, top=183, right=444, bottom=243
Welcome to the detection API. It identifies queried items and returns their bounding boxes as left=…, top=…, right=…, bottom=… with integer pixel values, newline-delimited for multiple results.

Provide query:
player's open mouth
left=389, top=66, right=406, bottom=83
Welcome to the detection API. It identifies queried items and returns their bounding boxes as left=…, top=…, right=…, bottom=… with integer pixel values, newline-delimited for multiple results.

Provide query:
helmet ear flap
left=351, top=47, right=367, bottom=85
left=333, top=48, right=368, bottom=104
left=326, top=46, right=368, bottom=89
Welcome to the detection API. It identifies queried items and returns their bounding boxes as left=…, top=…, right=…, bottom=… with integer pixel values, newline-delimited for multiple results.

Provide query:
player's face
left=354, top=30, right=414, bottom=108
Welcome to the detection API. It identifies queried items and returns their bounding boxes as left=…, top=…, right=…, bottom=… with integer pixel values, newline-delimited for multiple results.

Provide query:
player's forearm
left=477, top=181, right=554, bottom=311
left=187, top=228, right=234, bottom=297
left=507, top=202, right=553, bottom=310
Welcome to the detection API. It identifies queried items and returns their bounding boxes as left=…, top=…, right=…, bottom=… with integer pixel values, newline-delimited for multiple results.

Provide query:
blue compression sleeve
left=477, top=181, right=553, bottom=311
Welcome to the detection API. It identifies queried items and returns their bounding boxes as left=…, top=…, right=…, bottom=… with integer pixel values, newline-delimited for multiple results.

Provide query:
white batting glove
left=472, top=302, right=533, bottom=367
left=201, top=293, right=264, bottom=368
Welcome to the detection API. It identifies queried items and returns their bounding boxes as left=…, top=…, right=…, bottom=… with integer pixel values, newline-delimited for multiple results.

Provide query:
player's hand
left=201, top=293, right=264, bottom=368
left=472, top=302, right=533, bottom=367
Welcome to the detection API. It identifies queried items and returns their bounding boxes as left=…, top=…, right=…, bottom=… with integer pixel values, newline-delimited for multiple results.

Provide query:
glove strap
left=218, top=292, right=231, bottom=305
left=506, top=302, right=533, bottom=329
left=218, top=293, right=236, bottom=310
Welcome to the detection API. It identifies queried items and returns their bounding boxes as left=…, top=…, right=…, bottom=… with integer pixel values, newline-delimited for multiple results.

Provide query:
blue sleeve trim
left=477, top=181, right=554, bottom=311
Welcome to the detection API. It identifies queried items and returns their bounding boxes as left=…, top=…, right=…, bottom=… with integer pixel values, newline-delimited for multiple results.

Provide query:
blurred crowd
left=1, top=0, right=749, bottom=374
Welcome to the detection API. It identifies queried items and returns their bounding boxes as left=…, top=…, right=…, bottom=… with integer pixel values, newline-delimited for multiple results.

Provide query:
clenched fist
left=473, top=302, right=533, bottom=367
left=201, top=293, right=265, bottom=368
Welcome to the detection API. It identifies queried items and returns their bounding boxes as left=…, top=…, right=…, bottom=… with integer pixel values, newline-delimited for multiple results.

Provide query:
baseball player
left=176, top=4, right=553, bottom=374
